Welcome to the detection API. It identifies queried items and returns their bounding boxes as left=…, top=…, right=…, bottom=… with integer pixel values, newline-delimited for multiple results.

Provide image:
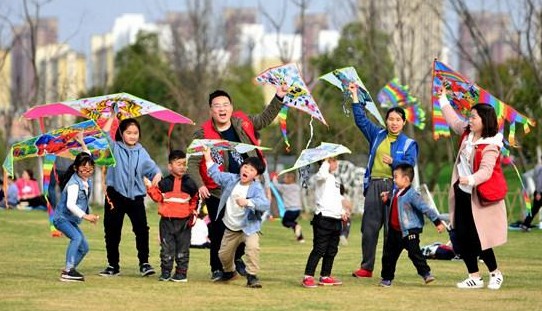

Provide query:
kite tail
left=510, top=159, right=532, bottom=216
left=341, top=92, right=351, bottom=117
left=305, top=118, right=315, bottom=150
left=278, top=106, right=291, bottom=152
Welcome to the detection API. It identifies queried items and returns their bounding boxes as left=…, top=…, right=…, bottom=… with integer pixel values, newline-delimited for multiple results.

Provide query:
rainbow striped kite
left=377, top=78, right=426, bottom=130
left=431, top=59, right=535, bottom=145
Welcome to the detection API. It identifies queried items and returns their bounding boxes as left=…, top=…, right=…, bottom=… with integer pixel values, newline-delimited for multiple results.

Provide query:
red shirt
left=390, top=190, right=402, bottom=231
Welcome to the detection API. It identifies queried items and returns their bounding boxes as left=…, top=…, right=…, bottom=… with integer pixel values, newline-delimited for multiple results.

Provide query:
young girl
left=99, top=115, right=162, bottom=277
left=53, top=137, right=99, bottom=282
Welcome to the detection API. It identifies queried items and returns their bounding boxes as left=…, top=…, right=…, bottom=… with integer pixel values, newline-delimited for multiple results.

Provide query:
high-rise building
left=458, top=11, right=519, bottom=80
left=224, top=7, right=258, bottom=64
left=11, top=17, right=58, bottom=110
left=0, top=50, right=11, bottom=112
left=90, top=33, right=115, bottom=89
left=295, top=13, right=328, bottom=62
left=357, top=0, right=444, bottom=101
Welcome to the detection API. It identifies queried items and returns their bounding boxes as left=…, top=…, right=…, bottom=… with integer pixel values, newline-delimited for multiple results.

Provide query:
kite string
left=305, top=117, right=315, bottom=150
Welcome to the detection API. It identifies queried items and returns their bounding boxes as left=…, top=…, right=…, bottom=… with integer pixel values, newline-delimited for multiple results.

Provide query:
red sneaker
left=352, top=268, right=373, bottom=278
left=302, top=276, right=317, bottom=288
left=319, top=276, right=343, bottom=286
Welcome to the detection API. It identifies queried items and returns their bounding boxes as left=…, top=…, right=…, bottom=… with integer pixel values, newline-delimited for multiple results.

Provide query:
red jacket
left=147, top=175, right=199, bottom=218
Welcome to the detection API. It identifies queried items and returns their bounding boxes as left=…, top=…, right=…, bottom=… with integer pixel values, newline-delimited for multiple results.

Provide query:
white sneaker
left=456, top=276, right=484, bottom=289
left=487, top=272, right=503, bottom=290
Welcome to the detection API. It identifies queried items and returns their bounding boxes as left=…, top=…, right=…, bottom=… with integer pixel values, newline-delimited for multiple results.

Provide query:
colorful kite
left=320, top=67, right=385, bottom=126
left=278, top=142, right=351, bottom=176
left=186, top=139, right=271, bottom=156
left=431, top=59, right=535, bottom=145
left=2, top=120, right=115, bottom=177
left=377, top=78, right=426, bottom=130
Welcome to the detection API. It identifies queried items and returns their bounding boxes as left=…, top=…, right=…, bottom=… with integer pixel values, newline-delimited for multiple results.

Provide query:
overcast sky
left=1, top=0, right=513, bottom=55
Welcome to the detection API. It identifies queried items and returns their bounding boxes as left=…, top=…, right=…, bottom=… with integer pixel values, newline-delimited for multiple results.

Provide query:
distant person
left=379, top=164, right=445, bottom=287
left=53, top=135, right=100, bottom=282
left=15, top=169, right=47, bottom=210
left=99, top=115, right=162, bottom=277
left=0, top=176, right=19, bottom=209
left=520, top=157, right=542, bottom=231
left=272, top=172, right=304, bottom=242
left=302, top=158, right=349, bottom=288
left=203, top=146, right=270, bottom=288
left=145, top=150, right=199, bottom=282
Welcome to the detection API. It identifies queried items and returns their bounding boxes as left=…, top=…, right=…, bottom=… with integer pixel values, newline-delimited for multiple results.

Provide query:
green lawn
left=1, top=207, right=541, bottom=311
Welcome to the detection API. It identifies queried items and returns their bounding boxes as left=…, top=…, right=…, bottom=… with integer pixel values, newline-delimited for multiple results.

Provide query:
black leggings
left=454, top=183, right=497, bottom=273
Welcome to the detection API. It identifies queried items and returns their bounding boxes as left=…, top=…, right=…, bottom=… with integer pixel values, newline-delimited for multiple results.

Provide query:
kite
left=255, top=64, right=326, bottom=151
left=377, top=78, right=426, bottom=130
left=186, top=139, right=271, bottom=156
left=2, top=119, right=115, bottom=177
left=320, top=67, right=385, bottom=126
left=279, top=142, right=351, bottom=176
left=431, top=59, right=535, bottom=145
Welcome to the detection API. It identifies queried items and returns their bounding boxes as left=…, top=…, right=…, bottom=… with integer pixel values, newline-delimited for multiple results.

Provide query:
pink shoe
left=302, top=276, right=317, bottom=288
left=319, top=276, right=343, bottom=286
left=352, top=268, right=373, bottom=278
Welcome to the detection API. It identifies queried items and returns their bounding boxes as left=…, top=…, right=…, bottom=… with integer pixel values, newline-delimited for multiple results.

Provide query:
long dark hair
left=59, top=152, right=95, bottom=191
left=385, top=106, right=406, bottom=122
left=471, top=103, right=498, bottom=138
left=115, top=118, right=141, bottom=142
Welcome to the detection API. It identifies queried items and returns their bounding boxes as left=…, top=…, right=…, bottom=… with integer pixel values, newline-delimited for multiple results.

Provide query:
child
left=53, top=136, right=99, bottom=282
left=0, top=176, right=20, bottom=209
left=202, top=147, right=269, bottom=288
left=379, top=163, right=445, bottom=287
left=339, top=184, right=352, bottom=246
left=302, top=157, right=349, bottom=288
left=145, top=150, right=199, bottom=282
left=272, top=172, right=304, bottom=242
left=99, top=116, right=162, bottom=277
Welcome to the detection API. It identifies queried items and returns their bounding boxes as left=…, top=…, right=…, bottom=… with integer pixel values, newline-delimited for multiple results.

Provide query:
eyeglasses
left=78, top=167, right=95, bottom=174
left=211, top=102, right=232, bottom=109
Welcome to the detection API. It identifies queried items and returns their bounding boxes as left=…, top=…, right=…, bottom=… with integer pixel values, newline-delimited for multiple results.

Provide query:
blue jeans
left=53, top=218, right=89, bottom=269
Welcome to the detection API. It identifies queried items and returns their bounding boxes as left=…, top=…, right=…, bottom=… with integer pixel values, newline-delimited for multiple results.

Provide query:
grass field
left=1, top=206, right=541, bottom=311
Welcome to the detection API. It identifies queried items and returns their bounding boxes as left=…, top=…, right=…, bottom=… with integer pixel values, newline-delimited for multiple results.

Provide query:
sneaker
left=60, top=269, right=84, bottom=282
left=158, top=271, right=171, bottom=281
left=211, top=270, right=223, bottom=282
left=302, top=275, right=318, bottom=288
left=319, top=276, right=343, bottom=286
left=379, top=279, right=392, bottom=287
left=422, top=273, right=436, bottom=284
left=235, top=258, right=247, bottom=277
left=297, top=236, right=305, bottom=243
left=217, top=271, right=237, bottom=282
left=99, top=265, right=120, bottom=277
left=520, top=224, right=531, bottom=232
left=352, top=268, right=373, bottom=278
left=171, top=269, right=188, bottom=283
left=246, top=274, right=262, bottom=288
left=139, top=263, right=155, bottom=277
left=456, top=276, right=484, bottom=289
left=487, top=272, right=504, bottom=290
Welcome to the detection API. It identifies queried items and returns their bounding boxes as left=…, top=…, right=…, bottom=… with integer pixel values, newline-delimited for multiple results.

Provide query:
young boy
left=379, top=163, right=445, bottom=287
left=202, top=147, right=270, bottom=288
left=272, top=172, right=304, bottom=242
left=145, top=150, right=199, bottom=282
left=302, top=157, right=349, bottom=288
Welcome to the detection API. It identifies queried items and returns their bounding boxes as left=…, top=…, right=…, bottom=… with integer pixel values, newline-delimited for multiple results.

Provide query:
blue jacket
left=207, top=163, right=270, bottom=235
left=387, top=186, right=441, bottom=238
left=106, top=134, right=160, bottom=199
left=53, top=174, right=92, bottom=225
left=352, top=102, right=418, bottom=194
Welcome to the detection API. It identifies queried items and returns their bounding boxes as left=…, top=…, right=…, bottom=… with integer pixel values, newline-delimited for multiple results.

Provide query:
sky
left=1, top=0, right=514, bottom=56
left=1, top=0, right=348, bottom=55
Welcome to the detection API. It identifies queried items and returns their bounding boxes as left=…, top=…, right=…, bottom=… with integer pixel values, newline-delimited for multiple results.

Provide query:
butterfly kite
left=431, top=59, right=535, bottom=145
left=255, top=63, right=326, bottom=151
left=377, top=78, right=426, bottom=130
left=320, top=67, right=385, bottom=126
left=187, top=139, right=271, bottom=156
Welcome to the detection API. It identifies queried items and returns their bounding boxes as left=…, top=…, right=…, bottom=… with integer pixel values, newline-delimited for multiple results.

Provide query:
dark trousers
left=381, top=228, right=430, bottom=280
left=361, top=178, right=394, bottom=271
left=206, top=196, right=244, bottom=272
left=454, top=183, right=498, bottom=274
left=104, top=187, right=150, bottom=268
left=523, top=191, right=542, bottom=227
left=159, top=217, right=191, bottom=273
left=304, top=214, right=342, bottom=277
left=282, top=210, right=300, bottom=229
